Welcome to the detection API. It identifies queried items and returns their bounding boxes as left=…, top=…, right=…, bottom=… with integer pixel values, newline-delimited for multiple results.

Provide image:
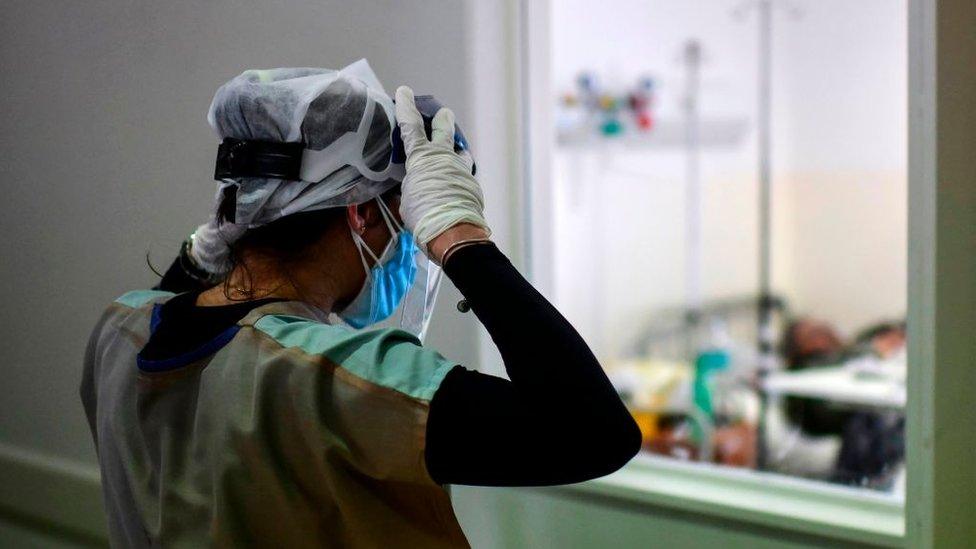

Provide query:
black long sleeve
left=425, top=243, right=641, bottom=486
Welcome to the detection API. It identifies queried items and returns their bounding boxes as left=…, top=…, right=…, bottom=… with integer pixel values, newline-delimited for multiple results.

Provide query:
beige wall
left=549, top=0, right=907, bottom=360
left=774, top=171, right=907, bottom=334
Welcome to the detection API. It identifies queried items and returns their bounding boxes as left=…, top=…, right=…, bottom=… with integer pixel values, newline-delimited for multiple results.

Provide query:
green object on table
left=692, top=350, right=730, bottom=443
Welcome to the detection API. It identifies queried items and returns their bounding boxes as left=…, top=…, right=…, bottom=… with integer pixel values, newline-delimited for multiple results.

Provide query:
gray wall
left=0, top=0, right=475, bottom=468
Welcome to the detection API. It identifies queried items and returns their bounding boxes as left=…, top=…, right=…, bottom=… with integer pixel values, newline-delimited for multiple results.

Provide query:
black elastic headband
left=214, top=138, right=304, bottom=180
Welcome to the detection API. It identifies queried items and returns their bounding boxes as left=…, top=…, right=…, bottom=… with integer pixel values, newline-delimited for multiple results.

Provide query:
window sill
left=552, top=455, right=904, bottom=548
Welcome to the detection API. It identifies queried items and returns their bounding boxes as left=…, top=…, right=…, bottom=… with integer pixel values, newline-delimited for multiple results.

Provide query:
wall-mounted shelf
left=556, top=117, right=750, bottom=150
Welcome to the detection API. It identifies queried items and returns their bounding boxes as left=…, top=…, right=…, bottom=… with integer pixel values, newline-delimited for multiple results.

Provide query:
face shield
left=201, top=59, right=472, bottom=341
left=343, top=235, right=444, bottom=342
left=337, top=197, right=444, bottom=341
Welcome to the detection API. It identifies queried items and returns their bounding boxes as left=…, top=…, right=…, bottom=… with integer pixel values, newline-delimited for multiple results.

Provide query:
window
left=535, top=0, right=907, bottom=496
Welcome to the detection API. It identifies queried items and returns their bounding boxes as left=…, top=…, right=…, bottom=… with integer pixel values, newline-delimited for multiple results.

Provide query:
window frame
left=558, top=455, right=903, bottom=547
left=495, top=0, right=976, bottom=545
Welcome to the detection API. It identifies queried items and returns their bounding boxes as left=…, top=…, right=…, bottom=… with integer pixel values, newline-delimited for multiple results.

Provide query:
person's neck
left=196, top=268, right=339, bottom=313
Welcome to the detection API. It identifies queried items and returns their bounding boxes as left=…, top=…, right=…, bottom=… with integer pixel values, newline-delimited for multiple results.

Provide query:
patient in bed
left=779, top=318, right=906, bottom=487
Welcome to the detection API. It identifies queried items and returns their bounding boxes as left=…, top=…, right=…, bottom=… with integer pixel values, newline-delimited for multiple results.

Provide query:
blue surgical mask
left=339, top=199, right=418, bottom=329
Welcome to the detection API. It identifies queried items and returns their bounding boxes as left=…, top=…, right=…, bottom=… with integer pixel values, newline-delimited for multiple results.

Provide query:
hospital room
left=0, top=1, right=973, bottom=548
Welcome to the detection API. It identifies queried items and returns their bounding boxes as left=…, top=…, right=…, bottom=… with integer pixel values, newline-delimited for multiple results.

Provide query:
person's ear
left=346, top=204, right=367, bottom=235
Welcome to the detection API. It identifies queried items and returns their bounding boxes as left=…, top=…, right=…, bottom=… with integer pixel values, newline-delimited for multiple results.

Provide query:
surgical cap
left=190, top=59, right=402, bottom=274
left=207, top=59, right=402, bottom=227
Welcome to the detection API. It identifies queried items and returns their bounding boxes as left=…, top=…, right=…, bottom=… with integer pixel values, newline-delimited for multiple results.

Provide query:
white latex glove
left=394, top=86, right=490, bottom=255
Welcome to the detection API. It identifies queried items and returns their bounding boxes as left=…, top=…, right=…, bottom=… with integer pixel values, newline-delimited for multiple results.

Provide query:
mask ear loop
left=350, top=223, right=380, bottom=272
left=375, top=197, right=403, bottom=235
left=350, top=197, right=400, bottom=272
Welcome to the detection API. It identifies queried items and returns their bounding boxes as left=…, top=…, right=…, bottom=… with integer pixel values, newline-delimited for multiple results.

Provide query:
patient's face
left=870, top=327, right=906, bottom=358
left=791, top=319, right=843, bottom=359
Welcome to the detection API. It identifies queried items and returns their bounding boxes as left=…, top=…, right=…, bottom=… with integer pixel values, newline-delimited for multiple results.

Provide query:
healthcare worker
left=81, top=61, right=640, bottom=548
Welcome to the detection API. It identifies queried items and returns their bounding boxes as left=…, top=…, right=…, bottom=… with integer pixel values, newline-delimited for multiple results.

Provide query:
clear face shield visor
left=298, top=82, right=405, bottom=184
left=336, top=196, right=443, bottom=341
left=360, top=246, right=444, bottom=342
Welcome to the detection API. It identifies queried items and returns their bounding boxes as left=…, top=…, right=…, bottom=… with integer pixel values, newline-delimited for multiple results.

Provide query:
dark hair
left=853, top=320, right=906, bottom=345
left=220, top=184, right=401, bottom=300
left=222, top=207, right=345, bottom=300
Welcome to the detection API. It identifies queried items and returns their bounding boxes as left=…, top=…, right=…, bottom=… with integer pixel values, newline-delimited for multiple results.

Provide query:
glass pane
left=545, top=0, right=906, bottom=493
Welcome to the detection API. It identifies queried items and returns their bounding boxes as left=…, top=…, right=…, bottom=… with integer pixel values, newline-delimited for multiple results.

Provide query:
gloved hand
left=394, top=86, right=490, bottom=257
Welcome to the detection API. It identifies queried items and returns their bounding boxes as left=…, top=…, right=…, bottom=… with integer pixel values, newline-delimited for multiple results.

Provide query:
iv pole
left=733, top=0, right=800, bottom=470
left=682, top=40, right=704, bottom=355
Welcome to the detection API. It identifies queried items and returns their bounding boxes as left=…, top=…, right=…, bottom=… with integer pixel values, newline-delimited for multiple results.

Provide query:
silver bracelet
left=439, top=238, right=493, bottom=267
